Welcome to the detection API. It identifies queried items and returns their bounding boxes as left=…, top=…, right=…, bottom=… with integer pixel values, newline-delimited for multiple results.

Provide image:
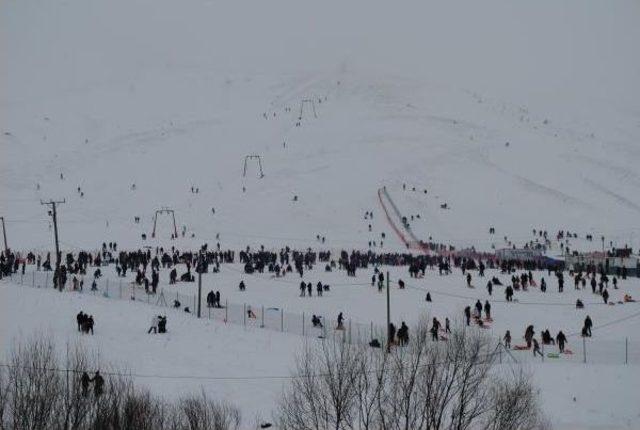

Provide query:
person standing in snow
left=584, top=316, right=593, bottom=337
left=504, top=330, right=511, bottom=349
left=148, top=315, right=160, bottom=334
left=337, top=312, right=344, bottom=330
left=556, top=331, right=568, bottom=353
left=92, top=371, right=104, bottom=397
left=81, top=372, right=91, bottom=397
left=464, top=306, right=471, bottom=326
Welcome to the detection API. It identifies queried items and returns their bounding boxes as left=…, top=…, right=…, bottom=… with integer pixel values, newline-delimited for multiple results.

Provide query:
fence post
left=281, top=308, right=284, bottom=332
left=499, top=344, right=503, bottom=364
left=243, top=304, right=246, bottom=327
left=349, top=320, right=352, bottom=345
left=208, top=306, right=211, bottom=320
left=119, top=280, right=123, bottom=300
left=302, top=312, right=305, bottom=336
left=583, top=337, right=587, bottom=364
left=225, top=299, right=228, bottom=323
left=625, top=337, right=628, bottom=365
left=261, top=306, right=265, bottom=328
left=370, top=321, right=373, bottom=341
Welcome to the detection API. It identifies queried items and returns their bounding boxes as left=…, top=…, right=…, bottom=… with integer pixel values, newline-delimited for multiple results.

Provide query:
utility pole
left=196, top=254, right=205, bottom=318
left=0, top=216, right=8, bottom=255
left=41, top=199, right=65, bottom=290
left=386, top=271, right=391, bottom=353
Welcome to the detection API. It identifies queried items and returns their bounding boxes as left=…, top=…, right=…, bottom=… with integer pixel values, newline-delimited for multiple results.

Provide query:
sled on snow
left=513, top=345, right=530, bottom=351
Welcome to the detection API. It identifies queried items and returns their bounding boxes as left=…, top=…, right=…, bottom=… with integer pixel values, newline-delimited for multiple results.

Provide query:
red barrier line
left=377, top=187, right=415, bottom=251
left=378, top=187, right=433, bottom=255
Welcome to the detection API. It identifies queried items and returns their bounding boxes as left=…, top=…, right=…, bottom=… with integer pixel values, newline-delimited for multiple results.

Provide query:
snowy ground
left=3, top=0, right=640, bottom=427
left=1, top=0, right=640, bottom=253
left=2, top=274, right=640, bottom=429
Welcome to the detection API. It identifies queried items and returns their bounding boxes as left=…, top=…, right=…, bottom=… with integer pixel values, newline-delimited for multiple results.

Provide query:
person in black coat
left=584, top=316, right=593, bottom=337
left=464, top=306, right=471, bottom=326
left=556, top=331, right=568, bottom=353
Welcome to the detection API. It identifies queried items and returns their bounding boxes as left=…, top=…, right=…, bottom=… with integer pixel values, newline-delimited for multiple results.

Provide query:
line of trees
left=0, top=324, right=550, bottom=430
left=0, top=336, right=241, bottom=430
left=276, top=321, right=549, bottom=430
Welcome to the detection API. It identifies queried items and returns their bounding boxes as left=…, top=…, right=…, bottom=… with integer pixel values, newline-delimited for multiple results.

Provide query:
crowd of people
left=2, top=240, right=638, bottom=359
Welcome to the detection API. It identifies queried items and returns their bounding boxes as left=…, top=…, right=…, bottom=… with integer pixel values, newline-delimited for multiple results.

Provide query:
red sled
left=513, top=345, right=530, bottom=350
left=562, top=349, right=573, bottom=355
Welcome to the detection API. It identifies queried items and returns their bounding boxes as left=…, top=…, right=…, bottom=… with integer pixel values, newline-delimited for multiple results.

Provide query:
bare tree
left=0, top=366, right=8, bottom=430
left=278, top=321, right=548, bottom=430
left=482, top=368, right=547, bottom=430
left=277, top=339, right=361, bottom=430
left=174, top=391, right=241, bottom=430
left=1, top=335, right=242, bottom=430
left=8, top=335, right=63, bottom=430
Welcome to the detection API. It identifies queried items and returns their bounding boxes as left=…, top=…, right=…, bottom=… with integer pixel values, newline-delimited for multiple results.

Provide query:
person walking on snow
left=532, top=338, right=543, bottom=357
left=556, top=331, right=568, bottom=353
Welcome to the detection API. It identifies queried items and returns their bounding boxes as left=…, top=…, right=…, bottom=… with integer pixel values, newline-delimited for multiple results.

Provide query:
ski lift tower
left=242, top=155, right=265, bottom=178
left=151, top=207, right=178, bottom=239
left=299, top=99, right=318, bottom=120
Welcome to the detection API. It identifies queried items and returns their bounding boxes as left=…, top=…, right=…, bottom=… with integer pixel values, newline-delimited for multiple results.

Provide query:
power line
left=0, top=347, right=511, bottom=382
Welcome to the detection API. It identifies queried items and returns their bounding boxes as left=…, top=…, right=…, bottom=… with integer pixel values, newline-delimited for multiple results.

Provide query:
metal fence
left=2, top=269, right=387, bottom=348
left=3, top=269, right=639, bottom=365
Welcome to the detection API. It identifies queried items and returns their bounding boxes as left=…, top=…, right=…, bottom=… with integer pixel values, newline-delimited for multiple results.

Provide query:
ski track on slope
left=582, top=177, right=640, bottom=214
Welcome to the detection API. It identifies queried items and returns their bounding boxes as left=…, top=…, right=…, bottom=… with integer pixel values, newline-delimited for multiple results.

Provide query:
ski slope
left=2, top=0, right=640, bottom=428
left=1, top=0, right=640, bottom=253
left=2, top=273, right=640, bottom=429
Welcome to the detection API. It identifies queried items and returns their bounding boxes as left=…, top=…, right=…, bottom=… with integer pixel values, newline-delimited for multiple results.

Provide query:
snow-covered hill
left=2, top=0, right=640, bottom=252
